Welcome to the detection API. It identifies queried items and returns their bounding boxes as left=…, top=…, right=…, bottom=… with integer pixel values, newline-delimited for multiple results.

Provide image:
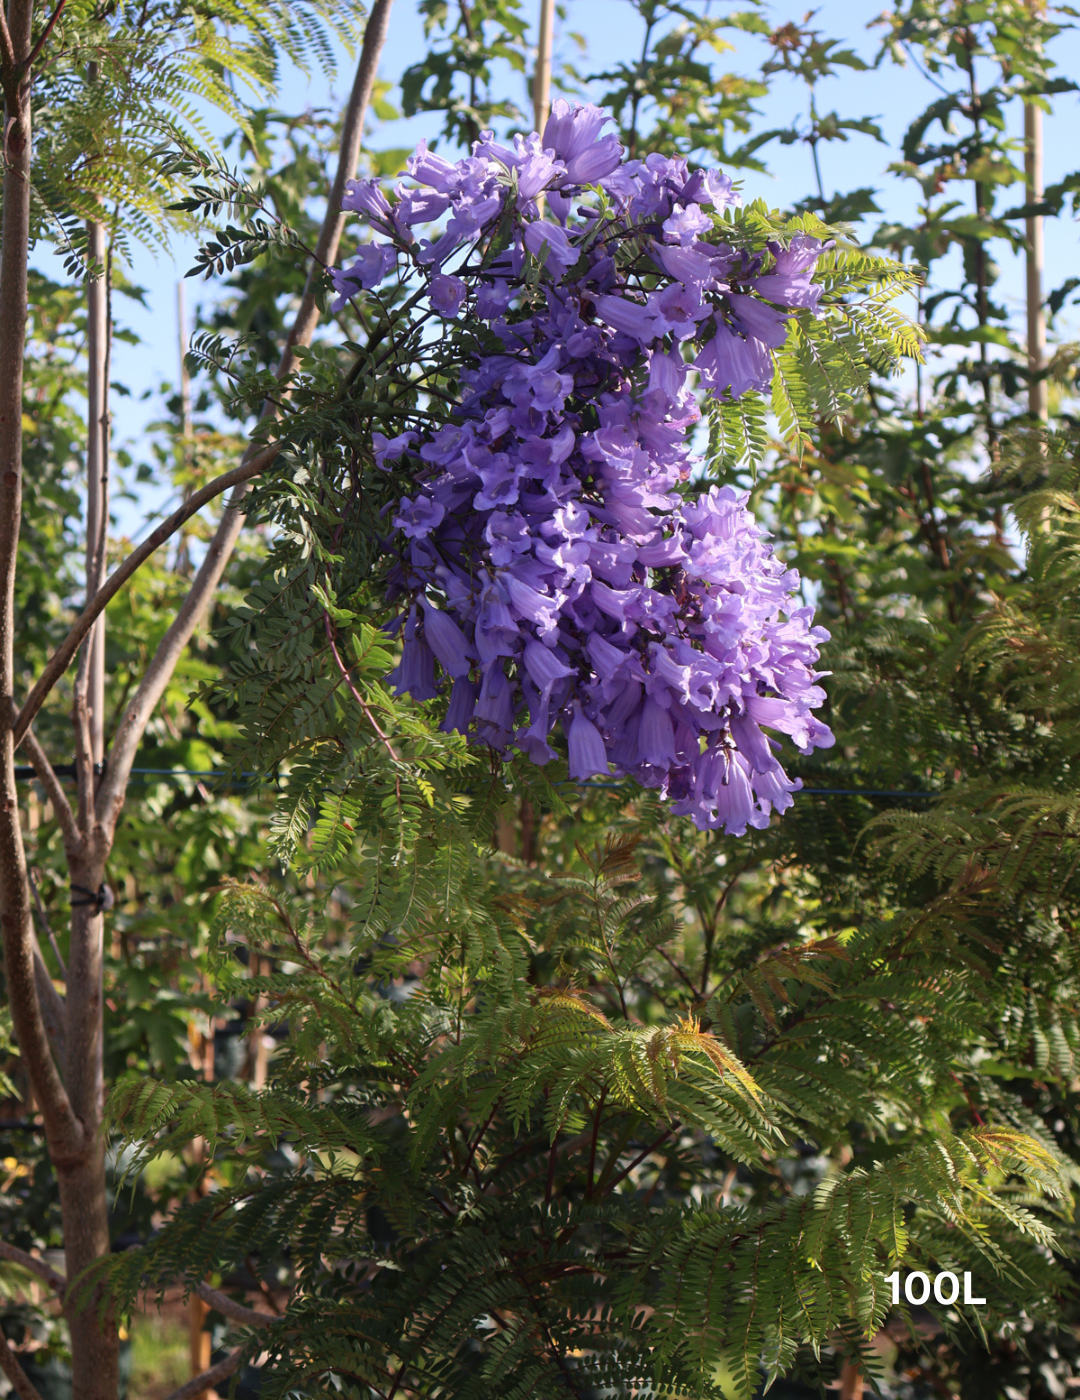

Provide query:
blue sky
left=47, top=0, right=1080, bottom=521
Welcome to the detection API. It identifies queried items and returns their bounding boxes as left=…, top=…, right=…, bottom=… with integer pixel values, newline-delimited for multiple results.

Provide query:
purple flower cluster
left=334, top=102, right=834, bottom=834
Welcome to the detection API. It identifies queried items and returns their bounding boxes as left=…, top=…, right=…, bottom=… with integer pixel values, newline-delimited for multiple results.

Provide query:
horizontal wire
left=13, top=767, right=938, bottom=798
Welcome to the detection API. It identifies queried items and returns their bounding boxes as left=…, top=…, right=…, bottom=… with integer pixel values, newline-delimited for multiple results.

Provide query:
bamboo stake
left=176, top=280, right=194, bottom=575
left=188, top=1015, right=216, bottom=1400
left=1024, top=99, right=1047, bottom=422
left=839, top=1359, right=864, bottom=1400
left=178, top=280, right=192, bottom=439
left=533, top=0, right=554, bottom=136
left=83, top=220, right=109, bottom=765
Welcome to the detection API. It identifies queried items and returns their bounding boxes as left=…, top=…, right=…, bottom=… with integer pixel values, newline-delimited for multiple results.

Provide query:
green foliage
left=401, top=0, right=530, bottom=150
left=585, top=0, right=772, bottom=168
left=25, top=0, right=361, bottom=261
left=95, top=717, right=1079, bottom=1395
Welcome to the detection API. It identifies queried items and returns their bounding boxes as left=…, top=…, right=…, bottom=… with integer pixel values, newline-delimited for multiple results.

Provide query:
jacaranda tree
left=91, top=101, right=1078, bottom=1400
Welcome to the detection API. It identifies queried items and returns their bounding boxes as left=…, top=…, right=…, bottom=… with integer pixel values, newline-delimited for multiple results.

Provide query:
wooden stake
left=533, top=0, right=554, bottom=136
left=1025, top=99, right=1047, bottom=422
left=188, top=1296, right=214, bottom=1400
left=250, top=956, right=270, bottom=1090
left=188, top=1015, right=217, bottom=1400
left=178, top=280, right=192, bottom=440
left=84, top=220, right=109, bottom=765
left=839, top=1358, right=864, bottom=1400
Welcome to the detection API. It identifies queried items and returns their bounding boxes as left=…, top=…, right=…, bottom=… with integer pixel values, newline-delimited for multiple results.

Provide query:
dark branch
left=0, top=9, right=16, bottom=72
left=28, top=866, right=67, bottom=980
left=21, top=725, right=79, bottom=851
left=0, top=1333, right=45, bottom=1400
left=195, top=1282, right=275, bottom=1330
left=21, top=0, right=67, bottom=73
left=0, top=1241, right=67, bottom=1294
left=161, top=1348, right=246, bottom=1400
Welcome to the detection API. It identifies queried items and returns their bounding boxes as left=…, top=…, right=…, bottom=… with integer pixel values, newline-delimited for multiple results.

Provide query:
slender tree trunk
left=1, top=6, right=111, bottom=1397
left=62, top=848, right=115, bottom=1400
left=1025, top=99, right=1047, bottom=422
left=50, top=211, right=120, bottom=1400
left=0, top=0, right=45, bottom=1160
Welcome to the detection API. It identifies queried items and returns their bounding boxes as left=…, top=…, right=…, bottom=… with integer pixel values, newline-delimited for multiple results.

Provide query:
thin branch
left=0, top=1333, right=45, bottom=1400
left=19, top=726, right=78, bottom=852
left=21, top=0, right=68, bottom=74
left=585, top=1087, right=607, bottom=1199
left=195, top=1282, right=274, bottom=1330
left=600, top=1124, right=678, bottom=1197
left=94, top=476, right=252, bottom=829
left=28, top=867, right=67, bottom=980
left=700, top=858, right=753, bottom=997
left=13, top=449, right=278, bottom=748
left=243, top=1258, right=282, bottom=1316
left=461, top=1102, right=500, bottom=1180
left=275, top=0, right=395, bottom=385
left=323, top=613, right=400, bottom=762
left=0, top=9, right=16, bottom=72
left=0, top=1255, right=273, bottom=1334
left=161, top=1347, right=246, bottom=1400
left=656, top=945, right=701, bottom=1000
left=31, top=934, right=66, bottom=1066
left=76, top=214, right=109, bottom=790
left=0, top=1241, right=67, bottom=1294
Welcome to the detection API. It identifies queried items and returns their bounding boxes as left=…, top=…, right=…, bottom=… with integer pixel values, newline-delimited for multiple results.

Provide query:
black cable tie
left=70, top=883, right=115, bottom=912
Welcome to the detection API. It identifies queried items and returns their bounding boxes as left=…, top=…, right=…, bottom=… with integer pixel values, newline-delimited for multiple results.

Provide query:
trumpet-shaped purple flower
left=420, top=599, right=473, bottom=677
left=523, top=221, right=577, bottom=277
left=568, top=706, right=610, bottom=779
left=700, top=168, right=739, bottom=209
left=662, top=203, right=713, bottom=246
left=694, top=320, right=774, bottom=398
left=542, top=101, right=622, bottom=184
left=342, top=177, right=392, bottom=220
left=476, top=281, right=513, bottom=321
left=373, top=430, right=417, bottom=469
left=430, top=274, right=466, bottom=317
left=335, top=104, right=834, bottom=832
left=330, top=243, right=397, bottom=310
left=394, top=494, right=445, bottom=539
